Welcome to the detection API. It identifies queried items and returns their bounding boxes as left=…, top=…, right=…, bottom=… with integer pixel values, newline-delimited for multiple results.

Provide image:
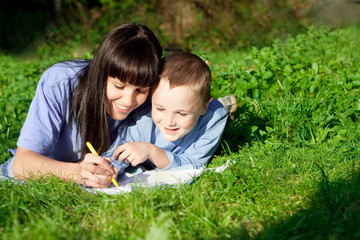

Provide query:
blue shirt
left=1, top=60, right=149, bottom=177
left=17, top=60, right=87, bottom=161
left=105, top=99, right=228, bottom=170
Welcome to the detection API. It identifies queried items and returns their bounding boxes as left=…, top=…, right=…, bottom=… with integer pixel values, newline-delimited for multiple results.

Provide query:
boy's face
left=152, top=78, right=208, bottom=142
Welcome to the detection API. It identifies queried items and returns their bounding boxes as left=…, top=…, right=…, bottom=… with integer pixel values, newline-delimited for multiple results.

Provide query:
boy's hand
left=113, top=142, right=150, bottom=167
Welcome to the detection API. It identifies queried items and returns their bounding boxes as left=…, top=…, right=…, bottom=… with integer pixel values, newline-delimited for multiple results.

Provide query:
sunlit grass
left=1, top=26, right=360, bottom=239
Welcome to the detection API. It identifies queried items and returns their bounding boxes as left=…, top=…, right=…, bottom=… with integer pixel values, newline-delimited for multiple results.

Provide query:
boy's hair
left=70, top=23, right=163, bottom=158
left=158, top=51, right=211, bottom=104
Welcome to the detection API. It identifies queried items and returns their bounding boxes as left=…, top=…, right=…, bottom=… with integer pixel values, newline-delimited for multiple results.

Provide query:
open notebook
left=86, top=160, right=232, bottom=195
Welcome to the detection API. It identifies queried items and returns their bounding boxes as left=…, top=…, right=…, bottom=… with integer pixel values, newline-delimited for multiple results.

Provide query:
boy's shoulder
left=188, top=98, right=228, bottom=133
left=205, top=98, right=228, bottom=118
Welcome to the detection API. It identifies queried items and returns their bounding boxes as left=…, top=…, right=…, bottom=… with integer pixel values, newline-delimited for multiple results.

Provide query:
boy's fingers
left=112, top=145, right=125, bottom=159
left=129, top=158, right=141, bottom=167
left=118, top=150, right=131, bottom=162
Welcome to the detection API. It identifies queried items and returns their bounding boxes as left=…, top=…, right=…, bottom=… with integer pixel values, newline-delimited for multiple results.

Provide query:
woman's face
left=105, top=76, right=150, bottom=120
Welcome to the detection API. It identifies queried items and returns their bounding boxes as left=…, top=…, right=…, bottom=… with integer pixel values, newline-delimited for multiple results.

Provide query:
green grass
left=1, top=26, right=360, bottom=239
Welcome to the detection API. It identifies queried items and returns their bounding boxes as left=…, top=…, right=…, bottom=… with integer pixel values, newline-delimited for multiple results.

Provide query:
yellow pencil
left=86, top=141, right=119, bottom=187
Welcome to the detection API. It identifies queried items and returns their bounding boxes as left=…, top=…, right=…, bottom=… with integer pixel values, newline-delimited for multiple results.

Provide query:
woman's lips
left=114, top=102, right=131, bottom=113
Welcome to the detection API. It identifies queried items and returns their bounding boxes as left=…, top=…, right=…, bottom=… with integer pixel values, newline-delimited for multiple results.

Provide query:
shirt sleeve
left=103, top=106, right=154, bottom=157
left=17, top=66, right=69, bottom=156
left=106, top=100, right=228, bottom=170
left=162, top=100, right=228, bottom=170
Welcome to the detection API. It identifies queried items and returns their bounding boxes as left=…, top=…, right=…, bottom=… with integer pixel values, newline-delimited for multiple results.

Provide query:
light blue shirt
left=105, top=99, right=228, bottom=171
left=17, top=60, right=88, bottom=161
left=1, top=60, right=149, bottom=178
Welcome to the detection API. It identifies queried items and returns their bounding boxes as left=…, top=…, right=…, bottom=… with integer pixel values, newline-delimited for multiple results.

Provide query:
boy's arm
left=111, top=100, right=228, bottom=169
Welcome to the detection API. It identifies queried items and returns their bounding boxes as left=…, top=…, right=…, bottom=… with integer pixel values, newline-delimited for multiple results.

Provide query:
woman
left=1, top=23, right=162, bottom=188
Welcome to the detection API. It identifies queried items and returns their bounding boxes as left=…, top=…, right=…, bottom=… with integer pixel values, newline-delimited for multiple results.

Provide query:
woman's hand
left=13, top=147, right=117, bottom=188
left=76, top=153, right=117, bottom=188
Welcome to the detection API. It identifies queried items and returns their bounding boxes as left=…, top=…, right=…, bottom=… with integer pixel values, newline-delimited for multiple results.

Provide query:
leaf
left=251, top=126, right=258, bottom=133
left=145, top=212, right=172, bottom=240
left=312, top=62, right=319, bottom=74
left=262, top=71, right=273, bottom=80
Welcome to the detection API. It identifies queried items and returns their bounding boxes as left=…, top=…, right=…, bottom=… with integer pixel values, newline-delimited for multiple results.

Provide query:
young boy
left=104, top=51, right=229, bottom=173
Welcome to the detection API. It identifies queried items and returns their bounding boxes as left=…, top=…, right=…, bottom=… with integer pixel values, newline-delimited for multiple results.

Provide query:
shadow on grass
left=217, top=104, right=270, bottom=154
left=254, top=167, right=360, bottom=240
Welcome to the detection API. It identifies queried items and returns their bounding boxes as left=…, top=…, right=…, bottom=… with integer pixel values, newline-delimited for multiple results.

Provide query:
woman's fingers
left=83, top=153, right=115, bottom=175
left=82, top=178, right=111, bottom=188
left=86, top=154, right=115, bottom=173
left=77, top=154, right=118, bottom=188
left=112, top=166, right=119, bottom=179
left=78, top=167, right=113, bottom=188
left=104, top=157, right=119, bottom=179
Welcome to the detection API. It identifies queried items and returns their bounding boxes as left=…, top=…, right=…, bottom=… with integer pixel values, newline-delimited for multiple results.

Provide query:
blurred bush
left=0, top=0, right=359, bottom=55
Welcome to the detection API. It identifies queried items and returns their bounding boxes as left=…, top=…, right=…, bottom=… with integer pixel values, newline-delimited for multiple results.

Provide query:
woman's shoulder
left=40, top=60, right=90, bottom=89
left=131, top=96, right=152, bottom=121
left=50, top=59, right=89, bottom=70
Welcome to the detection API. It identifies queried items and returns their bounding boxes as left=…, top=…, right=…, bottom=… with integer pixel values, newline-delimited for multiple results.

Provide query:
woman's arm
left=13, top=146, right=117, bottom=188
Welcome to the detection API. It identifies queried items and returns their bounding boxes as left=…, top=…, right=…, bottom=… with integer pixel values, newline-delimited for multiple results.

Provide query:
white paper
left=87, top=160, right=232, bottom=195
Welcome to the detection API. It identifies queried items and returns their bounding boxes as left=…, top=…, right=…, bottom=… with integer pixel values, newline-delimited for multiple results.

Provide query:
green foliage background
left=1, top=0, right=360, bottom=55
left=1, top=25, right=360, bottom=239
left=1, top=1, right=360, bottom=239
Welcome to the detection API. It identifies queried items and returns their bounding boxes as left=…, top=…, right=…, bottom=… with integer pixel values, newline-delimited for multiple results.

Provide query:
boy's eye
left=178, top=112, right=188, bottom=116
left=156, top=107, right=164, bottom=111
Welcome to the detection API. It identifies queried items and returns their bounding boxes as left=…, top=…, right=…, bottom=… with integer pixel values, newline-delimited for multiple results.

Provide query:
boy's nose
left=165, top=114, right=175, bottom=126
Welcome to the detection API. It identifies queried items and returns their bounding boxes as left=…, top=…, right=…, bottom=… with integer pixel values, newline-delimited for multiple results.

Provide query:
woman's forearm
left=12, top=146, right=79, bottom=181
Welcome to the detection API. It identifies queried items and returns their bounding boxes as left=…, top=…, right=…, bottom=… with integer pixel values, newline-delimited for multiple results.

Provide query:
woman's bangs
left=109, top=40, right=159, bottom=87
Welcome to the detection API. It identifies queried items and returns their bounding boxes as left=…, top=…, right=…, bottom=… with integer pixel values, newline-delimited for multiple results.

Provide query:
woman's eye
left=137, top=88, right=149, bottom=93
left=115, top=85, right=124, bottom=89
left=178, top=112, right=187, bottom=116
left=156, top=107, right=164, bottom=111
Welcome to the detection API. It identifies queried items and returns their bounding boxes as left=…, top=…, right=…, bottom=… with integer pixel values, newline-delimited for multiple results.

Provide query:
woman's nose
left=122, top=90, right=135, bottom=106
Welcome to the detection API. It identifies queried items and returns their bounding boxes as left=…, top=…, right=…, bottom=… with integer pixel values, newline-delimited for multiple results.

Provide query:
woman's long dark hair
left=70, top=23, right=162, bottom=159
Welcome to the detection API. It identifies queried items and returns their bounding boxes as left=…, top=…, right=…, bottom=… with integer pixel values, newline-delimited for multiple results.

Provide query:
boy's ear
left=201, top=98, right=212, bottom=115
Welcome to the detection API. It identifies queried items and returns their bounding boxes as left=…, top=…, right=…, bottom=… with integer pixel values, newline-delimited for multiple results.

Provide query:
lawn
left=1, top=26, right=360, bottom=239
